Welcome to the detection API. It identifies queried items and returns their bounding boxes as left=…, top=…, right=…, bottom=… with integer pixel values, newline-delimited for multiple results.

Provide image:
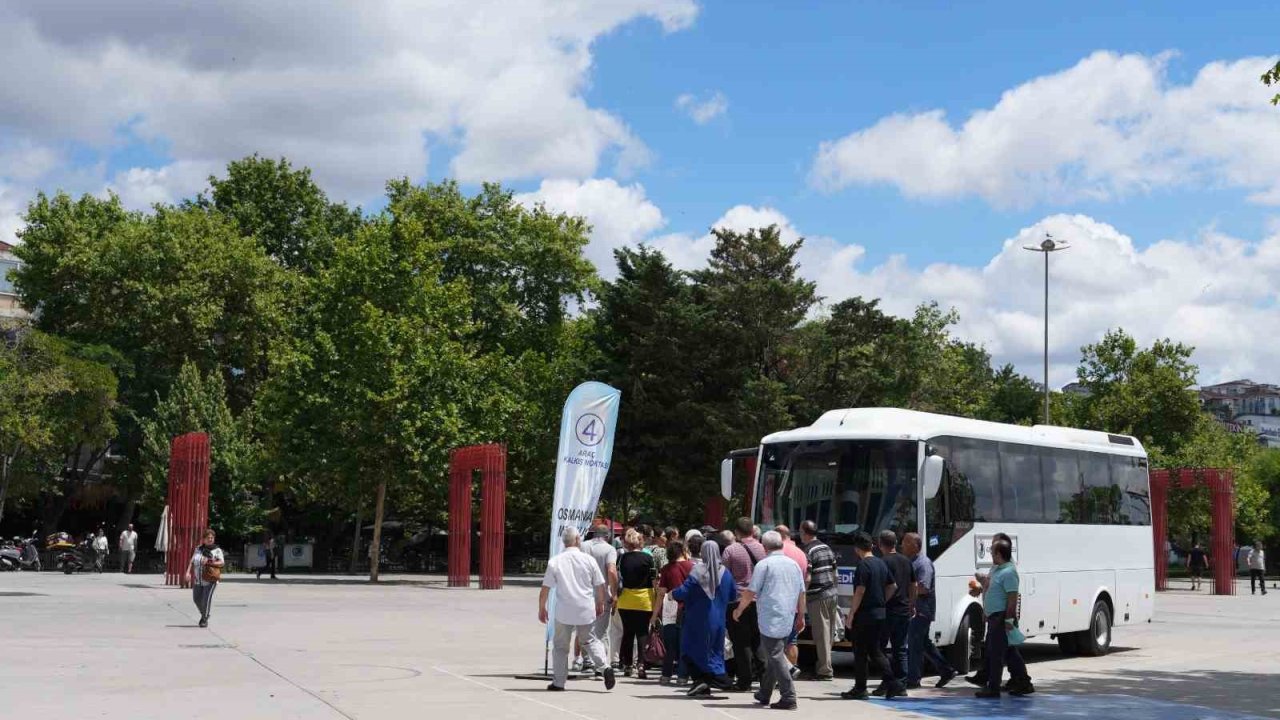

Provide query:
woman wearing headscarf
left=671, top=535, right=737, bottom=696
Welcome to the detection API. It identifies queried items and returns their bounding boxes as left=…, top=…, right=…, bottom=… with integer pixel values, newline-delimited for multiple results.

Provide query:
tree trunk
left=348, top=502, right=363, bottom=575
left=369, top=479, right=387, bottom=583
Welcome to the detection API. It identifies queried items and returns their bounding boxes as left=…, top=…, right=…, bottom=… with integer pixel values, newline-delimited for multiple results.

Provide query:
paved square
left=2, top=572, right=1277, bottom=719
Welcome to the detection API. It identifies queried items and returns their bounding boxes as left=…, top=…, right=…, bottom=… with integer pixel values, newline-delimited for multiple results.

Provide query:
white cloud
left=515, top=178, right=667, bottom=277
left=639, top=204, right=1280, bottom=388
left=0, top=0, right=697, bottom=204
left=811, top=51, right=1280, bottom=208
left=0, top=182, right=24, bottom=245
left=675, top=91, right=728, bottom=124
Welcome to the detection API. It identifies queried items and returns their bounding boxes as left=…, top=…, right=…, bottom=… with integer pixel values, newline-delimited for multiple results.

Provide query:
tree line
left=1, top=156, right=1275, bottom=574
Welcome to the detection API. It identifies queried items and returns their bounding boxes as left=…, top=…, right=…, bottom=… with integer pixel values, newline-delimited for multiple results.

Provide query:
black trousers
left=618, top=609, right=650, bottom=669
left=727, top=602, right=761, bottom=688
left=258, top=555, right=277, bottom=578
left=852, top=617, right=895, bottom=692
left=1250, top=569, right=1267, bottom=594
left=881, top=613, right=909, bottom=684
left=984, top=612, right=1029, bottom=691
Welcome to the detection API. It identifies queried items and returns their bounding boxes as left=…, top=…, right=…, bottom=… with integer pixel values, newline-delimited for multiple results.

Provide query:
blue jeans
left=881, top=614, right=909, bottom=684
left=662, top=623, right=687, bottom=679
left=907, top=614, right=953, bottom=684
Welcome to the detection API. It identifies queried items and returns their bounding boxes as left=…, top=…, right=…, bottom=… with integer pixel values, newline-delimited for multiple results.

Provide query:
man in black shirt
left=876, top=530, right=914, bottom=695
left=840, top=532, right=904, bottom=700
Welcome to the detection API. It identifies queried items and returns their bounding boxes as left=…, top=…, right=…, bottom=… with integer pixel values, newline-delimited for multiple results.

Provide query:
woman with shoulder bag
left=185, top=529, right=225, bottom=628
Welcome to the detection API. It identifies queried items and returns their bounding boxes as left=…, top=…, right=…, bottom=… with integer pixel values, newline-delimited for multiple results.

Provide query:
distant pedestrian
left=616, top=528, right=656, bottom=678
left=118, top=524, right=138, bottom=574
left=876, top=530, right=913, bottom=695
left=257, top=534, right=278, bottom=580
left=840, top=532, right=903, bottom=700
left=975, top=538, right=1033, bottom=698
left=734, top=531, right=805, bottom=710
left=902, top=532, right=956, bottom=689
left=584, top=524, right=620, bottom=672
left=672, top=536, right=736, bottom=696
left=1248, top=542, right=1267, bottom=596
left=539, top=527, right=615, bottom=692
left=92, top=529, right=108, bottom=572
left=797, top=520, right=838, bottom=682
left=1188, top=543, right=1209, bottom=591
left=648, top=527, right=668, bottom=568
left=722, top=518, right=766, bottom=691
left=185, top=529, right=224, bottom=628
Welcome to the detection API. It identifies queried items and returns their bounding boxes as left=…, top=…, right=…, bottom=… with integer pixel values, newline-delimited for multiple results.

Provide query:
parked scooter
left=56, top=542, right=88, bottom=575
left=0, top=539, right=19, bottom=571
left=18, top=536, right=42, bottom=571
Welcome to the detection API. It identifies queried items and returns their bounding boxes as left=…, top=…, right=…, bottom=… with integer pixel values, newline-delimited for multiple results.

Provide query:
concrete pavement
left=1, top=571, right=1277, bottom=719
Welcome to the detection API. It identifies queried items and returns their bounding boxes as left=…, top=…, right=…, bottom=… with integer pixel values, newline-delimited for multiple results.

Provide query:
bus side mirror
left=720, top=459, right=733, bottom=500
left=922, top=455, right=944, bottom=500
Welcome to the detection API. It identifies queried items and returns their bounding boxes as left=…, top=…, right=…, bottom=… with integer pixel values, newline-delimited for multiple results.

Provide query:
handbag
left=1006, top=622, right=1026, bottom=646
left=201, top=564, right=222, bottom=584
left=643, top=631, right=666, bottom=665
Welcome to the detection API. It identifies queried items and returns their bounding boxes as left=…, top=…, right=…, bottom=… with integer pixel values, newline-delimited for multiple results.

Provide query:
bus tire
left=1078, top=600, right=1112, bottom=657
left=1056, top=632, right=1079, bottom=655
left=945, top=610, right=979, bottom=675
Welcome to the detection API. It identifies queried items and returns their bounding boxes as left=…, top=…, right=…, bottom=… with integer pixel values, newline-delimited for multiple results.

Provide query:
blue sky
left=1, top=0, right=1278, bottom=386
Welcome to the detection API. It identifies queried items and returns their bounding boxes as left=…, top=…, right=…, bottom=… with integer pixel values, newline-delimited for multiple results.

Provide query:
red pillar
left=1150, top=469, right=1169, bottom=591
left=447, top=452, right=472, bottom=588
left=479, top=444, right=507, bottom=590
left=165, top=433, right=210, bottom=587
left=1206, top=469, right=1236, bottom=596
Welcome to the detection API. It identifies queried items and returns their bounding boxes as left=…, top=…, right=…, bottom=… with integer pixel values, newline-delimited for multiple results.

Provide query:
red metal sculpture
left=164, top=432, right=211, bottom=587
left=1150, top=468, right=1236, bottom=596
left=447, top=443, right=507, bottom=589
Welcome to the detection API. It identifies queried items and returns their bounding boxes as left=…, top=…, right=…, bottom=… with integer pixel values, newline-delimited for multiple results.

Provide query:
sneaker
left=675, top=677, right=689, bottom=686
left=687, top=682, right=710, bottom=697
left=840, top=688, right=869, bottom=700
left=603, top=668, right=616, bottom=691
left=905, top=681, right=922, bottom=689
left=623, top=666, right=633, bottom=678
left=659, top=676, right=672, bottom=686
left=965, top=673, right=987, bottom=687
left=936, top=669, right=957, bottom=688
left=871, top=685, right=887, bottom=697
left=571, top=659, right=583, bottom=672
left=796, top=672, right=833, bottom=682
left=886, top=685, right=908, bottom=700
left=198, top=618, right=208, bottom=628
left=753, top=691, right=770, bottom=706
left=769, top=700, right=797, bottom=710
left=974, top=688, right=1000, bottom=699
left=547, top=684, right=565, bottom=692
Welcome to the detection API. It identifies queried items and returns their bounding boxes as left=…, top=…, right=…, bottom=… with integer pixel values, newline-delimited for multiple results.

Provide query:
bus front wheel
left=946, top=610, right=980, bottom=675
left=1077, top=600, right=1112, bottom=657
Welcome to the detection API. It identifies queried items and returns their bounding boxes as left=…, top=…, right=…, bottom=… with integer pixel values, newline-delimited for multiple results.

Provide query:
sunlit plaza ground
left=2, top=571, right=1278, bottom=720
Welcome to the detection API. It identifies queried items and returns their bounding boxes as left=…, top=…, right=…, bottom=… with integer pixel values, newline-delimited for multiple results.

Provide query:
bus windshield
left=756, top=439, right=918, bottom=540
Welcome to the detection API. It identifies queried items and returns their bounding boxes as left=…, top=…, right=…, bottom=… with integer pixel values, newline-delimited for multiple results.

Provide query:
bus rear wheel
left=1076, top=600, right=1112, bottom=657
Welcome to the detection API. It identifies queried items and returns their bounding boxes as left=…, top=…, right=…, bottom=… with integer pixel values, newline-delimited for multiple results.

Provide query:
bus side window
left=951, top=437, right=1000, bottom=522
left=1042, top=447, right=1082, bottom=523
left=1079, top=452, right=1117, bottom=524
left=999, top=442, right=1046, bottom=523
left=1111, top=455, right=1152, bottom=526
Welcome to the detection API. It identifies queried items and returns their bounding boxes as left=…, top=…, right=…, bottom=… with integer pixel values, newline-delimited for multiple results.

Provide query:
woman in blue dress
left=671, top=536, right=737, bottom=696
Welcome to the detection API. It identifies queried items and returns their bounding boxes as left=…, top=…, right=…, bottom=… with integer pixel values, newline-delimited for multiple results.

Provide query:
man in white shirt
left=118, top=524, right=138, bottom=574
left=539, top=527, right=616, bottom=692
left=92, top=530, right=109, bottom=572
left=1248, top=542, right=1267, bottom=596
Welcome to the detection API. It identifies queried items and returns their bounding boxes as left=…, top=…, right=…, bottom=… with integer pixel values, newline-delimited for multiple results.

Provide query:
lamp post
left=1022, top=233, right=1069, bottom=424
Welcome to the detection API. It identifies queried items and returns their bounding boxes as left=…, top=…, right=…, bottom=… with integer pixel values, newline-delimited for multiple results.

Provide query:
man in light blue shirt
left=734, top=530, right=805, bottom=710
left=976, top=538, right=1032, bottom=698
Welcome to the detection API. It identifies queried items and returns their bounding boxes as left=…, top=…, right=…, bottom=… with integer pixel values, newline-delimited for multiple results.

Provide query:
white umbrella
left=155, top=505, right=169, bottom=552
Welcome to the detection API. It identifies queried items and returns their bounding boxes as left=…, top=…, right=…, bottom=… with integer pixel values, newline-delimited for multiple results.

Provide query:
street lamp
left=1022, top=233, right=1069, bottom=425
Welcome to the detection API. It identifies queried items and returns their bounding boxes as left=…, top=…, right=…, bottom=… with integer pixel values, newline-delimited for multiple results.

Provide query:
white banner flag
left=546, top=381, right=621, bottom=638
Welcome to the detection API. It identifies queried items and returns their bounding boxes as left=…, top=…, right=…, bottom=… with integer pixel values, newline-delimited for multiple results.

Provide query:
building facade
left=0, top=240, right=30, bottom=325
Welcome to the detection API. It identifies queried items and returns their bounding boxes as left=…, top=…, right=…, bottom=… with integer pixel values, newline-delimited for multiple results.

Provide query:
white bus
left=750, top=408, right=1154, bottom=672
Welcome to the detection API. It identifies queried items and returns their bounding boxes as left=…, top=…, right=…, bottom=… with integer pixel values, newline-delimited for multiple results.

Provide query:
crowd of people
left=538, top=518, right=1034, bottom=709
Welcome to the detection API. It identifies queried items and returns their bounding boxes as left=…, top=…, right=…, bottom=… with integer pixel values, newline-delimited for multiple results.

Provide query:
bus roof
left=759, top=407, right=1146, bottom=457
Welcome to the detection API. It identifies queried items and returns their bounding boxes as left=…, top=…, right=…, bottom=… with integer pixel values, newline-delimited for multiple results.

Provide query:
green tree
left=140, top=361, right=262, bottom=538
left=0, top=330, right=72, bottom=523
left=981, top=364, right=1042, bottom=425
left=1156, top=414, right=1272, bottom=543
left=1069, top=329, right=1200, bottom=457
left=1263, top=60, right=1280, bottom=106
left=204, top=155, right=362, bottom=274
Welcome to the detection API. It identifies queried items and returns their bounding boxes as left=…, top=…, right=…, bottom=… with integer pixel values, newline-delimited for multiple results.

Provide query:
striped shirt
left=803, top=539, right=838, bottom=601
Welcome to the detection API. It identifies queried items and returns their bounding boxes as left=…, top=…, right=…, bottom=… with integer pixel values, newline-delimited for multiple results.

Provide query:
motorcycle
left=56, top=542, right=89, bottom=575
left=17, top=536, right=42, bottom=571
left=0, top=539, right=19, bottom=571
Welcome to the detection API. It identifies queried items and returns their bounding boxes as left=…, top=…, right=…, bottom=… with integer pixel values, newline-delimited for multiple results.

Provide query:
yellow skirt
left=616, top=587, right=654, bottom=612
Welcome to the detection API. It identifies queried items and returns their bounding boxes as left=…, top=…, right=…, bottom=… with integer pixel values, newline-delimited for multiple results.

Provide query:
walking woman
left=651, top=539, right=694, bottom=685
left=185, top=529, right=225, bottom=628
left=672, top=536, right=737, bottom=696
left=616, top=528, right=656, bottom=678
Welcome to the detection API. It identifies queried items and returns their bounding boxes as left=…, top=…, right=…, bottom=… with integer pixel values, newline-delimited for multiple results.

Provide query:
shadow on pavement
left=1044, top=669, right=1280, bottom=718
